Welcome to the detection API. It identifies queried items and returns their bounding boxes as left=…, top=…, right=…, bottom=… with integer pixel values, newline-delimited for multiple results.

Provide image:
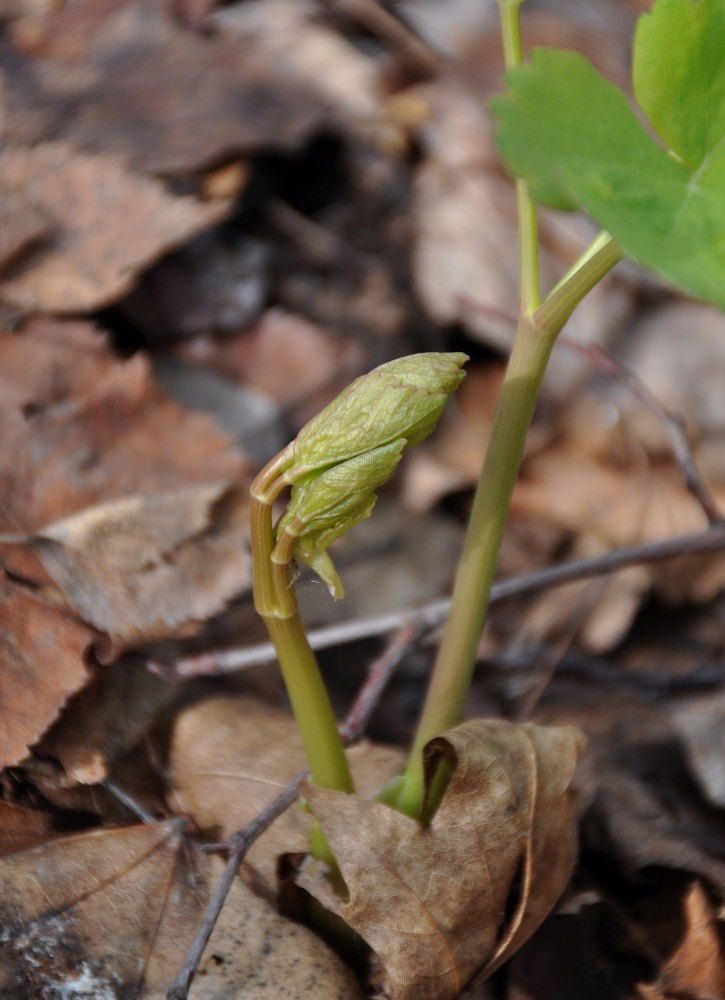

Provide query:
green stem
left=250, top=489, right=354, bottom=795
left=251, top=484, right=353, bottom=887
left=499, top=0, right=540, bottom=314
left=395, top=316, right=554, bottom=818
left=395, top=229, right=624, bottom=820
left=536, top=230, right=623, bottom=332
left=263, top=608, right=354, bottom=795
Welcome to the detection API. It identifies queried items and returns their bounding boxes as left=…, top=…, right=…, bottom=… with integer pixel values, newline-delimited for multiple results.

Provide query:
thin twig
left=149, top=521, right=725, bottom=679
left=166, top=778, right=302, bottom=1000
left=102, top=778, right=157, bottom=825
left=339, top=620, right=420, bottom=742
left=166, top=623, right=413, bottom=1000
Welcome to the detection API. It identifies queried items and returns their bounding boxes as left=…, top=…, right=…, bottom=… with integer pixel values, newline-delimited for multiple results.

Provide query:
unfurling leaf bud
left=273, top=353, right=467, bottom=597
left=276, top=440, right=406, bottom=597
left=284, top=353, right=468, bottom=483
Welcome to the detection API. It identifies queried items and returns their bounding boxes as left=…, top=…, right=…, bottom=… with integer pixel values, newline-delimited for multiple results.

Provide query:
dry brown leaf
left=0, top=820, right=203, bottom=998
left=0, top=318, right=248, bottom=532
left=511, top=393, right=725, bottom=642
left=169, top=695, right=405, bottom=890
left=0, top=142, right=229, bottom=314
left=35, top=658, right=179, bottom=789
left=535, top=687, right=725, bottom=899
left=298, top=719, right=583, bottom=1000
left=179, top=307, right=365, bottom=423
left=0, top=801, right=65, bottom=858
left=0, top=317, right=250, bottom=763
left=647, top=881, right=725, bottom=1000
left=16, top=482, right=251, bottom=645
left=184, top=855, right=364, bottom=1000
left=0, top=820, right=362, bottom=999
left=212, top=0, right=385, bottom=132
left=0, top=177, right=52, bottom=273
left=2, top=0, right=327, bottom=175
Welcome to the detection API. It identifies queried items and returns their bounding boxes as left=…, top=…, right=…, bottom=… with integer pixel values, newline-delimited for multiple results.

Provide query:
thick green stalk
left=395, top=316, right=553, bottom=818
left=395, top=234, right=624, bottom=820
left=393, top=0, right=625, bottom=821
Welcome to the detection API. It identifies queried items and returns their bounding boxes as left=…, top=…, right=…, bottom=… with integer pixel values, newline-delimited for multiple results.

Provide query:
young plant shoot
left=250, top=353, right=467, bottom=808
left=252, top=0, right=725, bottom=847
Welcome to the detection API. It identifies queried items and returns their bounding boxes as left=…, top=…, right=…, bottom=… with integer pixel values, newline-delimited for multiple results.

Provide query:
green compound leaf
left=492, top=0, right=725, bottom=310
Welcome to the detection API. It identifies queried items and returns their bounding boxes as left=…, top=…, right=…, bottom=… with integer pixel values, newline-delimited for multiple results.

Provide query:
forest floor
left=1, top=0, right=725, bottom=997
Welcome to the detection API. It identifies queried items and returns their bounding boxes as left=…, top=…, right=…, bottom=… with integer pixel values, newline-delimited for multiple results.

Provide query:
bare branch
left=149, top=521, right=725, bottom=679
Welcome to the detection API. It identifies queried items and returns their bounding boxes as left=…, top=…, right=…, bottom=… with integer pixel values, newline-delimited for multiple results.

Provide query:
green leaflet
left=492, top=0, right=725, bottom=310
left=634, top=0, right=725, bottom=172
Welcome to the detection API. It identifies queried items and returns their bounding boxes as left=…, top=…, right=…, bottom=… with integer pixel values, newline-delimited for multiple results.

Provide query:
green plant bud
left=279, top=439, right=406, bottom=539
left=284, top=353, right=468, bottom=483
left=288, top=497, right=377, bottom=600
left=275, top=440, right=407, bottom=597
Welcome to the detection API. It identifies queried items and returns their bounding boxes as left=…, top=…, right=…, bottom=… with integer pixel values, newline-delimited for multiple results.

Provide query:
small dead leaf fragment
left=298, top=719, right=583, bottom=1000
left=0, top=801, right=64, bottom=858
left=0, top=142, right=230, bottom=313
left=651, top=881, right=725, bottom=1000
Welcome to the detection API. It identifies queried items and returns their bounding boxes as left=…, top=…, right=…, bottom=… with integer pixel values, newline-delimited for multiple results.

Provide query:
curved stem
left=250, top=486, right=353, bottom=796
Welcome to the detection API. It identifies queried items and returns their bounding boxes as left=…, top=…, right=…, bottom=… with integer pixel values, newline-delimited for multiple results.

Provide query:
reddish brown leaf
left=2, top=0, right=327, bottom=176
left=0, top=142, right=230, bottom=314
left=298, top=719, right=583, bottom=1000
left=179, top=307, right=365, bottom=423
left=0, top=318, right=248, bottom=533
left=20, top=482, right=251, bottom=645
left=0, top=317, right=250, bottom=763
left=0, top=800, right=65, bottom=858
left=35, top=658, right=179, bottom=791
left=649, top=881, right=725, bottom=1000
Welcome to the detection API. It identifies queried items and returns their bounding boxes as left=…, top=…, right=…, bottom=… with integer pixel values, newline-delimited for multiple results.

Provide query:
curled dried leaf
left=297, top=719, right=584, bottom=1000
